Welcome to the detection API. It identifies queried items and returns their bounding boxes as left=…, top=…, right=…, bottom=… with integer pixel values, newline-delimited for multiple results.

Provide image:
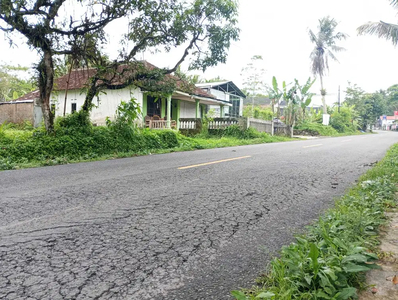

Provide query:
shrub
left=330, top=107, right=358, bottom=133
left=210, top=125, right=265, bottom=139
left=296, top=122, right=339, bottom=136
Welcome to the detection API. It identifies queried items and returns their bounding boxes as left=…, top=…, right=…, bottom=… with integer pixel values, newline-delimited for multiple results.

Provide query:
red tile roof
left=380, top=116, right=398, bottom=120
left=17, top=62, right=215, bottom=100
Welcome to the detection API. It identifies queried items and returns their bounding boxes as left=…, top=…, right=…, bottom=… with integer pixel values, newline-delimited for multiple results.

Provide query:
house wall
left=0, top=102, right=34, bottom=124
left=179, top=101, right=197, bottom=118
left=53, top=87, right=143, bottom=125
left=209, top=89, right=227, bottom=101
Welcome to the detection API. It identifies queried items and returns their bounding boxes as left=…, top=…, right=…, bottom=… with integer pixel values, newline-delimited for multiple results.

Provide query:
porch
left=144, top=115, right=177, bottom=129
left=142, top=92, right=232, bottom=130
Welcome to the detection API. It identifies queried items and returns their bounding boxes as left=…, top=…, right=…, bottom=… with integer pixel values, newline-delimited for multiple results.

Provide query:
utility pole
left=338, top=85, right=341, bottom=113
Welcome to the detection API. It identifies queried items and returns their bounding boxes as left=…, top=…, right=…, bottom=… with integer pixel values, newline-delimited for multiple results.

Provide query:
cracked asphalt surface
left=1, top=132, right=398, bottom=300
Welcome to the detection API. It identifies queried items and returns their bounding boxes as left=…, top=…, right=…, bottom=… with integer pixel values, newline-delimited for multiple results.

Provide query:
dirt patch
left=358, top=211, right=398, bottom=299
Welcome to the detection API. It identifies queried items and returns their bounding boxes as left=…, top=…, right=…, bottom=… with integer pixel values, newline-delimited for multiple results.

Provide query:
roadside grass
left=0, top=121, right=293, bottom=171
left=295, top=122, right=368, bottom=137
left=232, top=143, right=398, bottom=300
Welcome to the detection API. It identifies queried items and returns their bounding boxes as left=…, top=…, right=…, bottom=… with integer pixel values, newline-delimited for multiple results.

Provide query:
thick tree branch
left=167, top=32, right=200, bottom=74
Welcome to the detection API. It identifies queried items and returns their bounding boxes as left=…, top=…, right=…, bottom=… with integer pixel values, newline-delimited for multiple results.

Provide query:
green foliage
left=210, top=124, right=266, bottom=139
left=282, top=78, right=316, bottom=130
left=344, top=83, right=387, bottom=131
left=106, top=98, right=142, bottom=128
left=0, top=64, right=35, bottom=101
left=296, top=122, right=339, bottom=136
left=386, top=84, right=398, bottom=115
left=233, top=144, right=398, bottom=300
left=330, top=105, right=358, bottom=133
left=0, top=120, right=293, bottom=170
left=0, top=115, right=181, bottom=170
left=243, top=106, right=273, bottom=121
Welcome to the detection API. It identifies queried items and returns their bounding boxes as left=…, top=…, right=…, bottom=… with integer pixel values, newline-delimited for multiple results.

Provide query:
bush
left=0, top=114, right=183, bottom=170
left=296, top=122, right=339, bottom=136
left=210, top=125, right=265, bottom=139
left=330, top=107, right=358, bottom=133
left=55, top=111, right=92, bottom=134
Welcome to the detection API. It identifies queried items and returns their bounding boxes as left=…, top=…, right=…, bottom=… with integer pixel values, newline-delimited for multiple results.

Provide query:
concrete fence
left=179, top=117, right=290, bottom=137
left=246, top=118, right=273, bottom=135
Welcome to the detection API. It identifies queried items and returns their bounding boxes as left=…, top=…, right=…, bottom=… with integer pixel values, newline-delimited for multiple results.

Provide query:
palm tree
left=357, top=1, right=398, bottom=45
left=309, top=16, right=348, bottom=116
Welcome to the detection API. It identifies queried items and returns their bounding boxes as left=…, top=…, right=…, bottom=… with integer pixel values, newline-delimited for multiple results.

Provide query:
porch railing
left=179, top=118, right=202, bottom=130
left=208, top=118, right=239, bottom=129
left=148, top=120, right=177, bottom=129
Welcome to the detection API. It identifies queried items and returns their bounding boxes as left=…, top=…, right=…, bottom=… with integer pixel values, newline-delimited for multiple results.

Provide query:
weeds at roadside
left=232, top=144, right=398, bottom=300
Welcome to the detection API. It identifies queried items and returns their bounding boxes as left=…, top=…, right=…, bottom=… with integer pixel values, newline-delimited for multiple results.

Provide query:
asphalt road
left=1, top=131, right=398, bottom=300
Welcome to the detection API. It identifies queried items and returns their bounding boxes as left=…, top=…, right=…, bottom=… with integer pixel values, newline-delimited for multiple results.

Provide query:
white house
left=195, top=81, right=246, bottom=118
left=17, top=63, right=246, bottom=129
left=380, top=116, right=397, bottom=130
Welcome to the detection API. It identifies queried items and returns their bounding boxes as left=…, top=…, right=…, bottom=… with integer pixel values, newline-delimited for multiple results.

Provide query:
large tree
left=357, top=0, right=398, bottom=45
left=240, top=55, right=266, bottom=114
left=344, top=83, right=388, bottom=131
left=309, top=16, right=348, bottom=115
left=0, top=0, right=239, bottom=132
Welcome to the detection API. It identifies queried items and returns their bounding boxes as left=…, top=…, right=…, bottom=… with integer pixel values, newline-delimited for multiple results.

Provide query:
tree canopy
left=0, top=0, right=240, bottom=131
left=0, top=64, right=35, bottom=101
left=344, top=83, right=388, bottom=131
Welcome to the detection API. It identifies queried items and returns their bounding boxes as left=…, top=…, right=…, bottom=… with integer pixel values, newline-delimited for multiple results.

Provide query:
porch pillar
left=176, top=100, right=181, bottom=130
left=161, top=98, right=166, bottom=118
left=220, top=105, right=224, bottom=118
left=167, top=95, right=172, bottom=129
left=195, top=99, right=200, bottom=119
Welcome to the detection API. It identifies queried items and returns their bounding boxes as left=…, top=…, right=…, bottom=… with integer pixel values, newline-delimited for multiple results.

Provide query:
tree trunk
left=286, top=118, right=295, bottom=138
left=277, top=97, right=280, bottom=118
left=271, top=98, right=275, bottom=118
left=82, top=77, right=99, bottom=112
left=320, top=75, right=327, bottom=114
left=38, top=50, right=55, bottom=132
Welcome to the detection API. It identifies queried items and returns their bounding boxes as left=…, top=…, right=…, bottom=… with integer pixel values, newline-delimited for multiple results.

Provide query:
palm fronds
left=358, top=21, right=398, bottom=45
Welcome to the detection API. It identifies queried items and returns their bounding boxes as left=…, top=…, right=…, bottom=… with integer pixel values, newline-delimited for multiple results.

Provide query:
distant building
left=196, top=81, right=246, bottom=118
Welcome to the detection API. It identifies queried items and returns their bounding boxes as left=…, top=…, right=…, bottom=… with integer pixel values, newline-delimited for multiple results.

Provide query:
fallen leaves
left=385, top=275, right=398, bottom=284
left=393, top=275, right=398, bottom=285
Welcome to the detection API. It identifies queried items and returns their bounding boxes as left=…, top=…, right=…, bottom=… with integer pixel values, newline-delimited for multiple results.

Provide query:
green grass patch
left=295, top=122, right=365, bottom=137
left=231, top=144, right=398, bottom=300
left=0, top=116, right=292, bottom=171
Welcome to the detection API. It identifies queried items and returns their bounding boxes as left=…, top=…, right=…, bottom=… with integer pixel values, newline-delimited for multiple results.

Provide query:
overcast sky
left=1, top=0, right=398, bottom=106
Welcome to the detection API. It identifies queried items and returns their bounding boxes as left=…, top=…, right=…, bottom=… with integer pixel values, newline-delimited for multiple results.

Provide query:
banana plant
left=295, top=77, right=316, bottom=120
left=266, top=76, right=283, bottom=117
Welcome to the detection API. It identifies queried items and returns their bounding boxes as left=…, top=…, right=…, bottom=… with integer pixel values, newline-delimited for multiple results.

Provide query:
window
left=71, top=103, right=77, bottom=114
left=230, top=96, right=240, bottom=118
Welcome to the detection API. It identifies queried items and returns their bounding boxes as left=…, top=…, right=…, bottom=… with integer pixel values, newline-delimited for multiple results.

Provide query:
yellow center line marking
left=342, top=139, right=352, bottom=142
left=303, top=144, right=323, bottom=149
left=178, top=156, right=251, bottom=170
